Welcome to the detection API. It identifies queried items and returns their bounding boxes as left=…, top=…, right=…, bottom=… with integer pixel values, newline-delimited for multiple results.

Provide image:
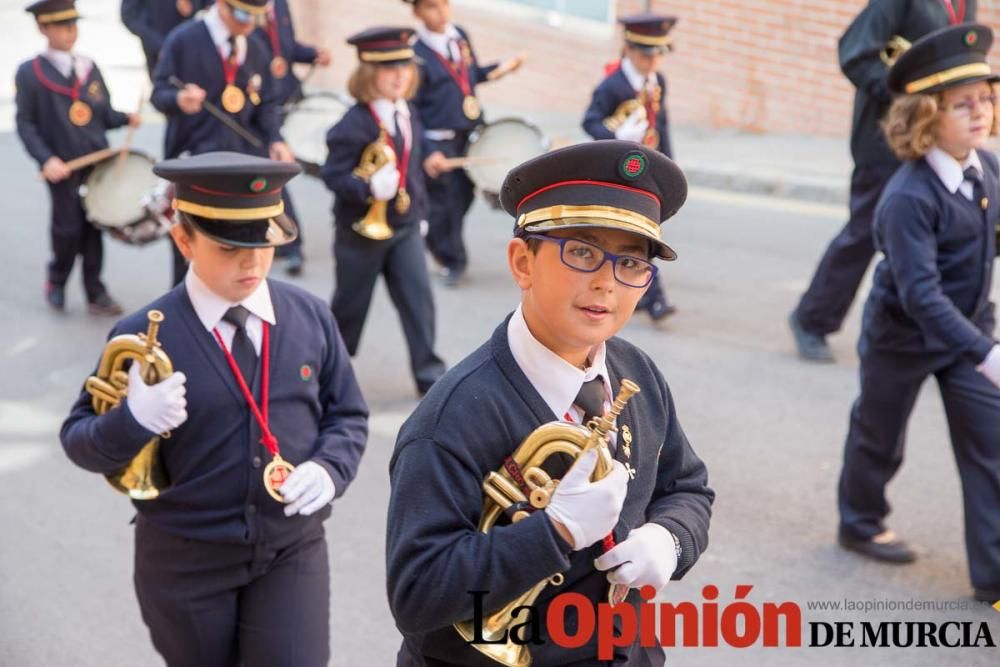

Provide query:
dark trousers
left=332, top=223, right=446, bottom=391
left=838, top=340, right=1000, bottom=591
left=425, top=136, right=475, bottom=272
left=134, top=517, right=331, bottom=667
left=47, top=174, right=107, bottom=301
left=795, top=164, right=898, bottom=335
left=275, top=188, right=303, bottom=259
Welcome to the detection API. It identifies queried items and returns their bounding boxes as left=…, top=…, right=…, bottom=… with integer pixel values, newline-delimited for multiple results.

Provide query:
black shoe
left=972, top=588, right=1000, bottom=604
left=838, top=532, right=917, bottom=564
left=789, top=311, right=834, bottom=362
left=88, top=293, right=124, bottom=317
left=45, top=283, right=65, bottom=311
left=285, top=253, right=304, bottom=277
left=440, top=267, right=465, bottom=288
left=647, top=299, right=677, bottom=323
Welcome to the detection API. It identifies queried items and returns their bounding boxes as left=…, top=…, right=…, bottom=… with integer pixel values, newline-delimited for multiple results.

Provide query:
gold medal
left=68, top=100, right=92, bottom=127
left=462, top=95, right=481, bottom=120
left=643, top=127, right=660, bottom=148
left=395, top=188, right=411, bottom=214
left=221, top=85, right=246, bottom=114
left=270, top=56, right=288, bottom=79
left=263, top=454, right=296, bottom=502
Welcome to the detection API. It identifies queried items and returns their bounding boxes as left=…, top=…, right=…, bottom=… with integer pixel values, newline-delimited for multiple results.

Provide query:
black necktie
left=222, top=306, right=257, bottom=382
left=392, top=110, right=405, bottom=155
left=228, top=35, right=238, bottom=66
left=964, top=166, right=986, bottom=211
left=574, top=376, right=606, bottom=425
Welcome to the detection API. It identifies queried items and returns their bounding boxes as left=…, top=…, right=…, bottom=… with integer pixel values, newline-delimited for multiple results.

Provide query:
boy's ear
left=507, top=237, right=533, bottom=290
left=170, top=223, right=194, bottom=261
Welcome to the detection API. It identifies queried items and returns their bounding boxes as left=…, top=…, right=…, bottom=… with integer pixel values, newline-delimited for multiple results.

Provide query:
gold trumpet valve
left=529, top=487, right=550, bottom=509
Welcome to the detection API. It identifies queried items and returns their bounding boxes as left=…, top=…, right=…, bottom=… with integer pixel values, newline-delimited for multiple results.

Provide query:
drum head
left=83, top=151, right=159, bottom=228
left=283, top=92, right=351, bottom=172
left=465, top=118, right=547, bottom=194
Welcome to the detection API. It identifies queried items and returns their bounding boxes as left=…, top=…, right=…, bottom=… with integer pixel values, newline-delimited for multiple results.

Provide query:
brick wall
left=292, top=0, right=1000, bottom=138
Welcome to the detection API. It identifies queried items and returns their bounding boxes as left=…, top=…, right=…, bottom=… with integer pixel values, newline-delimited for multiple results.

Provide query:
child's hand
left=176, top=84, right=206, bottom=114
left=977, top=345, right=1000, bottom=388
left=594, top=523, right=678, bottom=593
left=370, top=162, right=401, bottom=201
left=41, top=157, right=70, bottom=183
left=281, top=462, right=336, bottom=516
left=544, top=449, right=629, bottom=550
left=269, top=141, right=294, bottom=163
left=126, top=363, right=188, bottom=435
left=423, top=151, right=449, bottom=179
left=127, top=113, right=142, bottom=129
left=314, top=48, right=332, bottom=67
left=614, top=110, right=649, bottom=143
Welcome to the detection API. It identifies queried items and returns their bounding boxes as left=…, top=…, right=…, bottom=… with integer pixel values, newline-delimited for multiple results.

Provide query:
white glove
left=281, top=461, right=336, bottom=517
left=545, top=449, right=629, bottom=550
left=126, top=363, right=188, bottom=434
left=593, top=523, right=678, bottom=593
left=977, top=345, right=1000, bottom=389
left=369, top=163, right=400, bottom=201
left=614, top=109, right=649, bottom=143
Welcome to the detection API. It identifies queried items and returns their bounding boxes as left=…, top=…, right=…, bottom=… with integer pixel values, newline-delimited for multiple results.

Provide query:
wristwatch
left=671, top=531, right=682, bottom=562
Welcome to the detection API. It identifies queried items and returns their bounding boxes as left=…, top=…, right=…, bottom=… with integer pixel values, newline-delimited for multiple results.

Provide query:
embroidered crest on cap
left=965, top=30, right=978, bottom=47
left=620, top=151, right=647, bottom=180
left=249, top=177, right=267, bottom=192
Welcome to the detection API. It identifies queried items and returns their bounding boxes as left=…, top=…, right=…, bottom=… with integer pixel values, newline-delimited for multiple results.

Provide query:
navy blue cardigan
left=15, top=57, right=129, bottom=166
left=412, top=26, right=497, bottom=134
left=386, top=316, right=713, bottom=664
left=582, top=65, right=672, bottom=158
left=61, top=280, right=369, bottom=544
left=866, top=149, right=999, bottom=363
left=253, top=0, right=317, bottom=106
left=151, top=20, right=282, bottom=159
left=320, top=102, right=429, bottom=231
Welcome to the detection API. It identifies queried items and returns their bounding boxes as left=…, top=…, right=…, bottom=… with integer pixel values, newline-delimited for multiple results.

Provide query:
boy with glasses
left=151, top=0, right=294, bottom=286
left=386, top=140, right=713, bottom=665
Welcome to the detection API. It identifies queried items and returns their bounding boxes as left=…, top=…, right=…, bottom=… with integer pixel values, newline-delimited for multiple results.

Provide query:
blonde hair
left=347, top=62, right=420, bottom=104
left=883, top=83, right=1000, bottom=161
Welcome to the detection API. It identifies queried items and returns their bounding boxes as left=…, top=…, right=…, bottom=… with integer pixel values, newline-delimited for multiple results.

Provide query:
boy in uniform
left=151, top=0, right=294, bottom=286
left=404, top=0, right=524, bottom=287
left=584, top=12, right=677, bottom=324
left=15, top=0, right=140, bottom=315
left=61, top=152, right=369, bottom=665
left=386, top=141, right=714, bottom=664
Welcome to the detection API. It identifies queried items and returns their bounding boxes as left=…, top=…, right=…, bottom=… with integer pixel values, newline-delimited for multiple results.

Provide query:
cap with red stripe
left=153, top=152, right=302, bottom=248
left=500, top=140, right=687, bottom=261
left=25, top=0, right=79, bottom=24
left=347, top=26, right=416, bottom=64
left=620, top=12, right=678, bottom=54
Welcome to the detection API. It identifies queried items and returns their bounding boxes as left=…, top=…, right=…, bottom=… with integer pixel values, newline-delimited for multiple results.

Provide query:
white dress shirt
left=416, top=23, right=462, bottom=61
left=371, top=97, right=411, bottom=142
left=620, top=55, right=657, bottom=94
left=41, top=48, right=92, bottom=81
left=203, top=4, right=247, bottom=64
left=185, top=266, right=275, bottom=356
left=925, top=146, right=984, bottom=202
left=507, top=305, right=614, bottom=428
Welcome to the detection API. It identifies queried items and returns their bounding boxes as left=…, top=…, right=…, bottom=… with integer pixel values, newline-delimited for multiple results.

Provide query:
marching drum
left=465, top=118, right=548, bottom=208
left=283, top=92, right=351, bottom=176
left=82, top=150, right=173, bottom=246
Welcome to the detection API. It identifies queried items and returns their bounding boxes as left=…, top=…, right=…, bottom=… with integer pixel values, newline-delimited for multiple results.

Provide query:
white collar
left=925, top=146, right=983, bottom=194
left=416, top=23, right=461, bottom=59
left=507, top=305, right=611, bottom=420
left=184, top=265, right=275, bottom=332
left=203, top=4, right=247, bottom=63
left=371, top=98, right=410, bottom=133
left=42, top=49, right=90, bottom=81
left=620, top=55, right=656, bottom=92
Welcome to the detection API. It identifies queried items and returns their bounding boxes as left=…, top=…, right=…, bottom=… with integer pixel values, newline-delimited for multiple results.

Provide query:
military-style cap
left=888, top=23, right=1000, bottom=95
left=153, top=152, right=301, bottom=248
left=620, top=12, right=677, bottom=53
left=500, top=141, right=687, bottom=261
left=223, top=0, right=269, bottom=16
left=25, top=0, right=79, bottom=24
left=347, top=26, right=416, bottom=64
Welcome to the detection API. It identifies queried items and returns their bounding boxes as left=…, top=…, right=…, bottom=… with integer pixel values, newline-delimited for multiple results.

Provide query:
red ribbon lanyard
left=368, top=104, right=411, bottom=194
left=219, top=46, right=239, bottom=86
left=32, top=57, right=83, bottom=101
left=941, top=0, right=965, bottom=24
left=212, top=322, right=279, bottom=455
left=266, top=8, right=281, bottom=57
left=431, top=40, right=472, bottom=97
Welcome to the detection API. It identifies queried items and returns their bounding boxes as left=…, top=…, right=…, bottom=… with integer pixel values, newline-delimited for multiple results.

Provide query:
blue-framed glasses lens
left=231, top=7, right=253, bottom=24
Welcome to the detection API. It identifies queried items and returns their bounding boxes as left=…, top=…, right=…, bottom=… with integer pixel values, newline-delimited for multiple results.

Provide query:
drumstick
left=486, top=52, right=526, bottom=81
left=441, top=155, right=510, bottom=170
left=168, top=75, right=264, bottom=149
left=37, top=147, right=118, bottom=180
left=114, top=84, right=148, bottom=177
